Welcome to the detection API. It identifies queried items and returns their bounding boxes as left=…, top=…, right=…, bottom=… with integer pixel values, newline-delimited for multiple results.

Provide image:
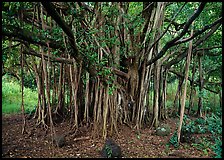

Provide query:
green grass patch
left=2, top=77, right=38, bottom=114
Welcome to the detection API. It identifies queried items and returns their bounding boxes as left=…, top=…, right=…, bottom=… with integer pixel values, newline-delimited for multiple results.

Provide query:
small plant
left=168, top=131, right=179, bottom=148
left=206, top=113, right=222, bottom=135
left=105, top=145, right=113, bottom=158
left=211, top=136, right=222, bottom=158
left=165, top=144, right=171, bottom=154
left=195, top=117, right=206, bottom=125
left=135, top=132, right=141, bottom=140
left=195, top=125, right=206, bottom=134
left=182, top=121, right=196, bottom=134
left=192, top=137, right=211, bottom=150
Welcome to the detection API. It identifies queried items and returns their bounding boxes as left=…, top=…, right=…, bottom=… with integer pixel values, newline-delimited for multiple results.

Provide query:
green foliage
left=25, top=105, right=37, bottom=115
left=206, top=113, right=222, bottom=135
left=198, top=90, right=207, bottom=99
left=51, top=27, right=64, bottom=42
left=211, top=137, right=222, bottom=158
left=168, top=116, right=193, bottom=147
left=192, top=136, right=222, bottom=158
left=179, top=115, right=196, bottom=134
left=194, top=118, right=208, bottom=134
left=2, top=76, right=38, bottom=114
left=105, top=145, right=113, bottom=158
left=23, top=73, right=37, bottom=90
left=192, top=137, right=211, bottom=156
left=180, top=113, right=222, bottom=135
left=195, top=125, right=206, bottom=134
left=195, top=117, right=206, bottom=125
left=168, top=131, right=179, bottom=148
left=170, top=112, right=222, bottom=157
left=108, top=84, right=116, bottom=95
left=168, top=111, right=222, bottom=157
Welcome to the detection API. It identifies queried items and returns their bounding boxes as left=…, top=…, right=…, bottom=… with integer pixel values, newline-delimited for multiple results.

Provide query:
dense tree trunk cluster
left=2, top=2, right=222, bottom=142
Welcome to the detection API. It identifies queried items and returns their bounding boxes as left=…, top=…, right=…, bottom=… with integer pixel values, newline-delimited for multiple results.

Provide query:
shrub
left=156, top=124, right=171, bottom=136
left=206, top=113, right=222, bottom=135
left=168, top=131, right=179, bottom=148
left=211, top=137, right=222, bottom=158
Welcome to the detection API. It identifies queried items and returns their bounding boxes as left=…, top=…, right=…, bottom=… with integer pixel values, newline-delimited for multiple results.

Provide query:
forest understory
left=2, top=114, right=215, bottom=158
left=2, top=2, right=222, bottom=158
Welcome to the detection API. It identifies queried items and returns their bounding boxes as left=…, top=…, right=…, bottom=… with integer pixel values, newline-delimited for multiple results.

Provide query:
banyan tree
left=2, top=2, right=222, bottom=140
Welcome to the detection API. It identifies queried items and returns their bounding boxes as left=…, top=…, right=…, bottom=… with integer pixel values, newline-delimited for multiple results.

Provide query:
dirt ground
left=2, top=114, right=215, bottom=158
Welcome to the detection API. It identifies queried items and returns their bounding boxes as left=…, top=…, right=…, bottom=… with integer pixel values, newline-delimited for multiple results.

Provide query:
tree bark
left=20, top=45, right=26, bottom=134
left=84, top=72, right=90, bottom=125
left=188, top=56, right=197, bottom=115
left=197, top=52, right=204, bottom=117
left=177, top=23, right=194, bottom=143
left=152, top=61, right=160, bottom=128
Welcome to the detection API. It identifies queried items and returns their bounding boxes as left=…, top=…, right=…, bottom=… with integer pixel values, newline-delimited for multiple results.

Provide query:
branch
left=41, top=2, right=98, bottom=78
left=2, top=26, right=64, bottom=51
left=144, top=2, right=187, bottom=58
left=196, top=45, right=222, bottom=51
left=204, top=52, right=221, bottom=57
left=2, top=72, right=20, bottom=81
left=23, top=49, right=73, bottom=64
left=146, top=2, right=206, bottom=66
left=174, top=17, right=222, bottom=45
left=164, top=18, right=185, bottom=31
left=2, top=43, right=21, bottom=51
left=111, top=67, right=129, bottom=80
left=164, top=21, right=221, bottom=69
left=77, top=2, right=94, bottom=13
left=169, top=69, right=219, bottom=94
left=73, top=136, right=90, bottom=142
left=205, top=68, right=221, bottom=76
left=41, top=2, right=79, bottom=60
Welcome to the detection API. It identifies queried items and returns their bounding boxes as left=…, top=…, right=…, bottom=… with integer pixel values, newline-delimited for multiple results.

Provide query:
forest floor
left=2, top=114, right=215, bottom=158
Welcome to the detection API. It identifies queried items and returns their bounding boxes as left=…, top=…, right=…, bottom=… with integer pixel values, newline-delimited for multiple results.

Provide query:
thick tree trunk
left=136, top=60, right=146, bottom=130
left=128, top=57, right=139, bottom=122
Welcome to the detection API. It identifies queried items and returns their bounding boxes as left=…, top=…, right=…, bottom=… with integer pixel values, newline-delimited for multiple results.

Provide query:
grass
left=2, top=75, right=38, bottom=114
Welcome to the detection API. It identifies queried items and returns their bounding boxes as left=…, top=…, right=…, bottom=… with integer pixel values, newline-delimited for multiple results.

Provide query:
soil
left=2, top=114, right=215, bottom=158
